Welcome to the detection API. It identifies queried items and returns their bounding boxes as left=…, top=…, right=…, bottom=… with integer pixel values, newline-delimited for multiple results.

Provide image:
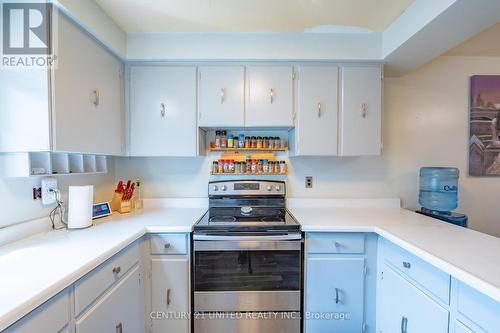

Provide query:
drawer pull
left=401, top=316, right=408, bottom=333
left=402, top=261, right=411, bottom=269
left=334, top=241, right=342, bottom=249
left=164, top=243, right=171, bottom=249
left=166, top=288, right=172, bottom=306
left=112, top=266, right=121, bottom=274
left=335, top=287, right=341, bottom=304
left=116, top=322, right=123, bottom=333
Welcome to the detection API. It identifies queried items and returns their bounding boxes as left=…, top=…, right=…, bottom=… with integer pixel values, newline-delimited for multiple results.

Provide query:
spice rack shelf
left=211, top=172, right=288, bottom=176
left=209, top=147, right=288, bottom=152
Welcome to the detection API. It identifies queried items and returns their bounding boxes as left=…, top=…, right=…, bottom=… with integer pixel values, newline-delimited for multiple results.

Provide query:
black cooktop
left=194, top=207, right=300, bottom=233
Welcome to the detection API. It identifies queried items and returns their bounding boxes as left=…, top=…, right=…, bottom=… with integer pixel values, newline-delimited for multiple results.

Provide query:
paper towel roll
left=68, top=185, right=94, bottom=229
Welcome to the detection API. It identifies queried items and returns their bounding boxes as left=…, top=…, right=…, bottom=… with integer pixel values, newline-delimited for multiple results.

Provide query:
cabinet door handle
left=361, top=103, right=368, bottom=118
left=112, top=266, right=121, bottom=274
left=220, top=88, right=225, bottom=104
left=317, top=102, right=322, bottom=117
left=164, top=243, right=171, bottom=249
left=401, top=316, right=408, bottom=333
left=334, top=241, right=342, bottom=249
left=166, top=288, right=171, bottom=306
left=335, top=288, right=341, bottom=304
left=270, top=88, right=274, bottom=104
left=160, top=103, right=166, bottom=117
left=402, top=261, right=411, bottom=269
left=92, top=89, right=100, bottom=107
left=116, top=322, right=123, bottom=333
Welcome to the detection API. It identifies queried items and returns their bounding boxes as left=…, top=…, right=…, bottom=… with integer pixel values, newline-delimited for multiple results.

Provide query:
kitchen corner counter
left=0, top=205, right=207, bottom=332
left=288, top=203, right=500, bottom=304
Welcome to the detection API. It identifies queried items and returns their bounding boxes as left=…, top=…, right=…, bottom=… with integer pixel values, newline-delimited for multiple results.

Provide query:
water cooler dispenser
left=417, top=167, right=468, bottom=227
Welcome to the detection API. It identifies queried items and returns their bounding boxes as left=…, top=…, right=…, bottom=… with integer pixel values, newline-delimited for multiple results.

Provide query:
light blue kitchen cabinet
left=305, top=233, right=378, bottom=333
left=377, top=263, right=449, bottom=333
left=306, top=257, right=365, bottom=332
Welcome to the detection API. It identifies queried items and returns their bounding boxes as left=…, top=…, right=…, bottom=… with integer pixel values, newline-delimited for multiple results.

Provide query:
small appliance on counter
left=67, top=185, right=94, bottom=229
left=417, top=167, right=468, bottom=227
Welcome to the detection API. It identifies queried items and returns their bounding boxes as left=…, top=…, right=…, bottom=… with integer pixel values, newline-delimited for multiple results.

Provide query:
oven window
left=194, top=250, right=301, bottom=291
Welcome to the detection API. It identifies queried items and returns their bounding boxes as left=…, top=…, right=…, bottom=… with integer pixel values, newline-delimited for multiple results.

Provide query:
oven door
left=193, top=233, right=302, bottom=312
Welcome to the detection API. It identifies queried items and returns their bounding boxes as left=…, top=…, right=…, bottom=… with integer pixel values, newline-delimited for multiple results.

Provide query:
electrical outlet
left=41, top=177, right=58, bottom=205
left=305, top=176, right=313, bottom=188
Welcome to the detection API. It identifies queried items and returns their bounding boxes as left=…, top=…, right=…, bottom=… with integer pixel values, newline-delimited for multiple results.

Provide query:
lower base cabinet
left=377, top=263, right=449, bottom=333
left=150, top=258, right=190, bottom=333
left=306, top=257, right=365, bottom=332
left=76, top=265, right=144, bottom=333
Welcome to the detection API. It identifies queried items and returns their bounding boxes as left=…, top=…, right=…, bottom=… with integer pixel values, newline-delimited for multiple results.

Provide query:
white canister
left=67, top=185, right=94, bottom=229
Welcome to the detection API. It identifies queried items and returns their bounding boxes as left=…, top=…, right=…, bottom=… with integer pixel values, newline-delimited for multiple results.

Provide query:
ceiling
left=95, top=0, right=415, bottom=33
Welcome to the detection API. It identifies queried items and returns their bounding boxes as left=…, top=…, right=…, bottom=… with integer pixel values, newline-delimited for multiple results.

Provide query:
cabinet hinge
left=380, top=271, right=384, bottom=280
left=292, top=71, right=297, bottom=80
left=363, top=265, right=368, bottom=276
left=362, top=323, right=367, bottom=332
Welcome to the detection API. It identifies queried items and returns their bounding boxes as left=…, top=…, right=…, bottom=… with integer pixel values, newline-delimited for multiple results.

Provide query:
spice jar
left=268, top=137, right=275, bottom=149
left=251, top=159, right=257, bottom=173
left=238, top=134, right=244, bottom=148
left=227, top=134, right=234, bottom=148
left=239, top=161, right=245, bottom=174
left=257, top=159, right=263, bottom=173
left=221, top=131, right=227, bottom=148
left=218, top=160, right=224, bottom=173
left=263, top=159, right=269, bottom=173
left=215, top=130, right=221, bottom=148
left=245, top=136, right=251, bottom=149
left=262, top=137, right=269, bottom=149
left=251, top=136, right=257, bottom=149
left=280, top=161, right=287, bottom=174
left=212, top=161, right=219, bottom=174
left=256, top=137, right=263, bottom=149
left=274, top=161, right=280, bottom=174
left=234, top=161, right=240, bottom=174
left=246, top=157, right=252, bottom=173
left=274, top=137, right=281, bottom=149
left=280, top=138, right=287, bottom=149
left=230, top=160, right=235, bottom=173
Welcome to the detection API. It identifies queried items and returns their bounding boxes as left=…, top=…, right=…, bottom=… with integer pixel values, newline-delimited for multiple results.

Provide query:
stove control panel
left=209, top=180, right=286, bottom=196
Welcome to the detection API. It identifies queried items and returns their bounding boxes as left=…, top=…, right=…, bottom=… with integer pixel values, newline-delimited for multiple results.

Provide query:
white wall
left=0, top=158, right=115, bottom=227
left=116, top=55, right=500, bottom=237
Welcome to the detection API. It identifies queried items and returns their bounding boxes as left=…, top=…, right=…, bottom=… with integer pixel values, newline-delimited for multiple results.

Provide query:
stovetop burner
left=208, top=216, right=237, bottom=223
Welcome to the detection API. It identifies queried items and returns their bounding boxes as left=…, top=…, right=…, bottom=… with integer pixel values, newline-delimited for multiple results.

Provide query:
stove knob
left=212, top=185, right=219, bottom=191
left=221, top=185, right=227, bottom=191
left=267, top=186, right=272, bottom=192
left=275, top=185, right=281, bottom=192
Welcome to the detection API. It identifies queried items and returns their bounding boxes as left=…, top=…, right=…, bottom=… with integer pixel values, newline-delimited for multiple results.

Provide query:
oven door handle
left=193, top=233, right=302, bottom=241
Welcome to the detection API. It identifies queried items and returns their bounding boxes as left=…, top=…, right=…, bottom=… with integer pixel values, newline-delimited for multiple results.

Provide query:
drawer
left=457, top=281, right=500, bottom=332
left=150, top=233, right=188, bottom=255
left=4, top=289, right=69, bottom=333
left=307, top=233, right=365, bottom=254
left=74, top=241, right=140, bottom=316
left=381, top=239, right=450, bottom=304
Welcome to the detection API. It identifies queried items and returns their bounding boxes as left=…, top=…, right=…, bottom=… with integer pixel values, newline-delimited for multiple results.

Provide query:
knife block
left=117, top=199, right=133, bottom=214
left=110, top=192, right=123, bottom=212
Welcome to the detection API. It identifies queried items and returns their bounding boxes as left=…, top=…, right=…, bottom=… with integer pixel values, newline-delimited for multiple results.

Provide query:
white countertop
left=1, top=198, right=500, bottom=331
left=288, top=200, right=500, bottom=304
left=0, top=206, right=206, bottom=331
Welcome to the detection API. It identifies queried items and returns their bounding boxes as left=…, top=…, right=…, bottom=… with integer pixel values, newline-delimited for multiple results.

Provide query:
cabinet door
left=296, top=65, right=338, bottom=156
left=129, top=66, right=197, bottom=156
left=54, top=14, right=124, bottom=155
left=151, top=258, right=190, bottom=333
left=339, top=66, right=382, bottom=156
left=198, top=66, right=245, bottom=127
left=305, top=257, right=365, bottom=332
left=246, top=65, right=294, bottom=127
left=378, top=264, right=449, bottom=333
left=76, top=265, right=144, bottom=333
left=4, top=289, right=70, bottom=333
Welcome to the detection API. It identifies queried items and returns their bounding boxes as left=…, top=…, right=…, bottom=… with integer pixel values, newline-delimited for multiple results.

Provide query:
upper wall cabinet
left=0, top=14, right=125, bottom=156
left=246, top=65, right=294, bottom=127
left=339, top=65, right=382, bottom=156
left=294, top=65, right=339, bottom=156
left=129, top=66, right=198, bottom=156
left=53, top=15, right=125, bottom=155
left=198, top=66, right=245, bottom=127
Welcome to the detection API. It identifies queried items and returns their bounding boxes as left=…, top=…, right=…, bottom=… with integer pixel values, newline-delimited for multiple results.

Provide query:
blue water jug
left=419, top=167, right=459, bottom=212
